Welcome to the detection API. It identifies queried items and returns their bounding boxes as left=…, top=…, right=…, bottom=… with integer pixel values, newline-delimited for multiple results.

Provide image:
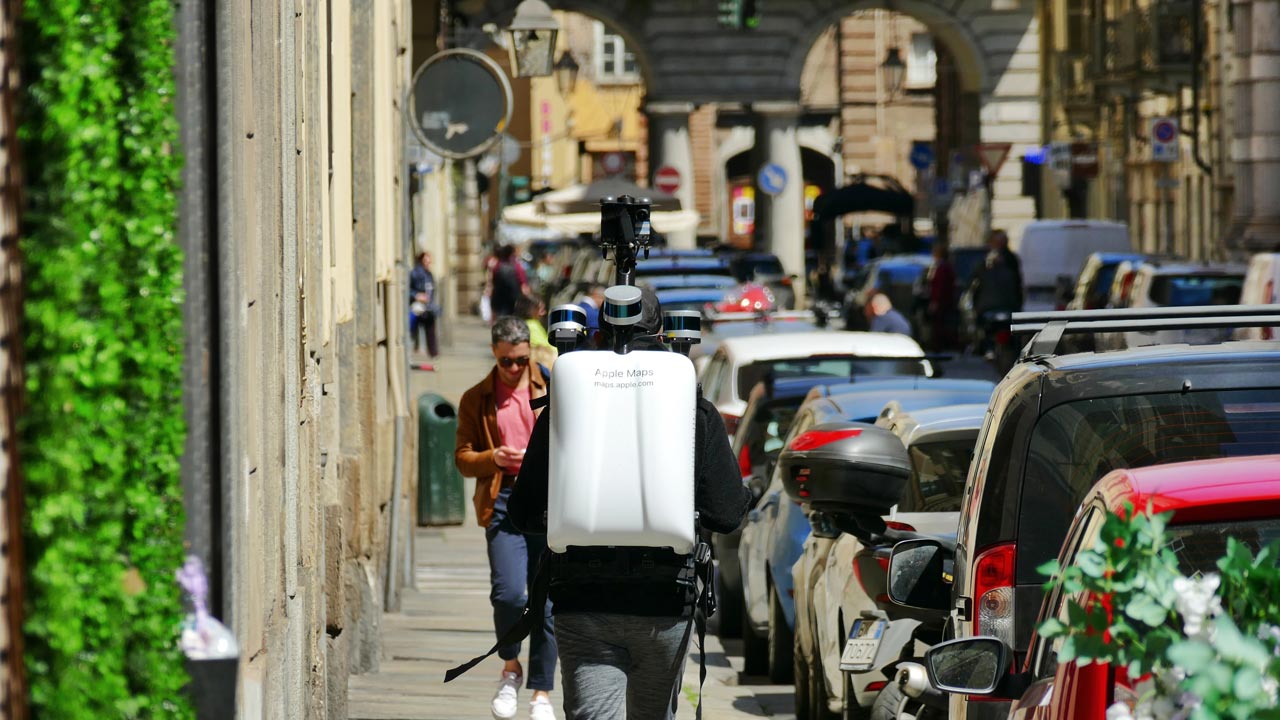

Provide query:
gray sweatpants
left=555, top=612, right=692, bottom=720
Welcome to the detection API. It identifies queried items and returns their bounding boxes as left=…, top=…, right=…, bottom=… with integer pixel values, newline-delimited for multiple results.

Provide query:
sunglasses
left=498, top=356, right=531, bottom=368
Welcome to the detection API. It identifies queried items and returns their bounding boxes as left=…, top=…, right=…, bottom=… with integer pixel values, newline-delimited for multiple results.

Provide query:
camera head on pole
left=597, top=195, right=652, bottom=286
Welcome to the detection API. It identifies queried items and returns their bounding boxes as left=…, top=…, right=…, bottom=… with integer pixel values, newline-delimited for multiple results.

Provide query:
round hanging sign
left=409, top=49, right=514, bottom=159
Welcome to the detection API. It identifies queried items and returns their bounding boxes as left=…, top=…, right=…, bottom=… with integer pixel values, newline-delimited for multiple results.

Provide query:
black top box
left=779, top=422, right=910, bottom=516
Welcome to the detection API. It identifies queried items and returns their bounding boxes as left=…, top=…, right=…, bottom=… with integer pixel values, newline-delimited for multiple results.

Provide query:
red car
left=919, top=455, right=1280, bottom=719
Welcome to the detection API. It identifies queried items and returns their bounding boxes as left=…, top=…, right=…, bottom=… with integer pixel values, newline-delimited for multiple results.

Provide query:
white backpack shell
left=547, top=350, right=697, bottom=554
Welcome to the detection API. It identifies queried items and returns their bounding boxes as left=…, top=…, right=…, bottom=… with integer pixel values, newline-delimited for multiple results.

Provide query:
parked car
left=1064, top=252, right=1150, bottom=311
left=1015, top=220, right=1132, bottom=312
left=929, top=308, right=1280, bottom=720
left=804, top=376, right=995, bottom=405
left=1234, top=252, right=1280, bottom=340
left=698, top=331, right=931, bottom=436
left=639, top=273, right=738, bottom=291
left=653, top=287, right=732, bottom=314
left=919, top=454, right=1280, bottom=719
left=716, top=375, right=844, bottom=641
left=729, top=251, right=797, bottom=309
left=799, top=403, right=989, bottom=719
left=842, top=255, right=933, bottom=332
left=741, top=385, right=992, bottom=684
left=1120, top=262, right=1246, bottom=347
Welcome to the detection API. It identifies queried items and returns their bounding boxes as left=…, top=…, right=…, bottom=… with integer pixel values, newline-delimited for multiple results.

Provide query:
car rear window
left=1166, top=519, right=1280, bottom=575
left=899, top=439, right=973, bottom=512
left=1150, top=274, right=1244, bottom=306
left=736, top=357, right=928, bottom=402
left=737, top=256, right=785, bottom=279
left=1017, top=389, right=1280, bottom=580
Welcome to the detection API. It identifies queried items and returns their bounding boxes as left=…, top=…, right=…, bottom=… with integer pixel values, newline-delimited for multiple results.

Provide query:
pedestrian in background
left=517, top=294, right=558, bottom=370
left=455, top=317, right=557, bottom=720
left=576, top=284, right=605, bottom=334
left=865, top=291, right=914, bottom=336
left=490, top=245, right=531, bottom=318
left=926, top=242, right=958, bottom=351
left=409, top=251, right=440, bottom=358
left=971, top=228, right=1024, bottom=316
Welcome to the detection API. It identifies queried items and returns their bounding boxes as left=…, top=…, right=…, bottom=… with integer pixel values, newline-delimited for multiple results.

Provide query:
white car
left=1235, top=252, right=1280, bottom=341
left=806, top=403, right=987, bottom=718
left=1122, top=262, right=1246, bottom=348
left=698, top=331, right=932, bottom=437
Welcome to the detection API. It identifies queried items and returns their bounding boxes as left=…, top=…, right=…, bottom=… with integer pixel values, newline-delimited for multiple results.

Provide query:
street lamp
left=880, top=46, right=906, bottom=99
left=505, top=0, right=560, bottom=78
left=554, top=52, right=580, bottom=96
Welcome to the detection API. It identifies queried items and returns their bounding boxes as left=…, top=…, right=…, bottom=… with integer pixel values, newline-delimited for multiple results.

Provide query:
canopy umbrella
left=812, top=175, right=915, bottom=222
left=536, top=178, right=681, bottom=214
left=502, top=198, right=700, bottom=235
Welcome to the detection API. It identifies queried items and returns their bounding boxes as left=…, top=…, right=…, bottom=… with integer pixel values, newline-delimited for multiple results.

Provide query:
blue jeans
left=487, top=487, right=557, bottom=691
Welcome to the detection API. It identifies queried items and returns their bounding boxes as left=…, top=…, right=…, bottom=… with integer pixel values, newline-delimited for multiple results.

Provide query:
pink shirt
left=494, top=379, right=535, bottom=475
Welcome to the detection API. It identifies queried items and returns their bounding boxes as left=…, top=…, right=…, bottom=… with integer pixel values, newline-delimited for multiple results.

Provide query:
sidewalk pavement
left=347, top=314, right=796, bottom=719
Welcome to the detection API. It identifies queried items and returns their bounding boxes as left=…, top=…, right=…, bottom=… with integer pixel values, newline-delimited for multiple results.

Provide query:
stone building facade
left=176, top=1, right=417, bottom=717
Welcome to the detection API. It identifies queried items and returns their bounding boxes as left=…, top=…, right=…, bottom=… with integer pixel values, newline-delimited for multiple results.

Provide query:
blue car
left=654, top=287, right=732, bottom=314
left=737, top=383, right=994, bottom=680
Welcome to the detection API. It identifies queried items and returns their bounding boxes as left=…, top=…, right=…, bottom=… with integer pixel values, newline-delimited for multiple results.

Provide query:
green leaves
left=18, top=0, right=191, bottom=716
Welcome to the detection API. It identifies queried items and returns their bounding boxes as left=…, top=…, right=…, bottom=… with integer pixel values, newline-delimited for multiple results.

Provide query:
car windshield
left=1018, top=389, right=1280, bottom=580
left=1166, top=519, right=1280, bottom=576
left=741, top=256, right=785, bottom=278
left=1150, top=274, right=1244, bottom=306
left=899, top=439, right=973, bottom=512
left=1088, top=263, right=1122, bottom=305
left=736, top=356, right=927, bottom=402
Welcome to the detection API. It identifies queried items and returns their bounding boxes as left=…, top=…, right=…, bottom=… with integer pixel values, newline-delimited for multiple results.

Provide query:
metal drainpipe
left=385, top=96, right=414, bottom=612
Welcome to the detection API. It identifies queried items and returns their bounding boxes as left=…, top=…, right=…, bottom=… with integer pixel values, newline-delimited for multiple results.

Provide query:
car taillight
left=722, top=413, right=741, bottom=436
left=1118, top=271, right=1136, bottom=304
left=738, top=444, right=753, bottom=477
left=973, top=543, right=1016, bottom=647
left=865, top=680, right=888, bottom=693
left=789, top=428, right=862, bottom=451
left=780, top=276, right=793, bottom=285
left=995, top=330, right=1012, bottom=345
left=884, top=521, right=916, bottom=532
left=852, top=552, right=890, bottom=597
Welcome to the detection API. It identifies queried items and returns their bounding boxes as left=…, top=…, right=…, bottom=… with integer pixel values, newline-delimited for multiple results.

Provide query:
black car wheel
left=741, top=597, right=769, bottom=676
left=716, top=565, right=742, bottom=639
left=767, top=588, right=795, bottom=684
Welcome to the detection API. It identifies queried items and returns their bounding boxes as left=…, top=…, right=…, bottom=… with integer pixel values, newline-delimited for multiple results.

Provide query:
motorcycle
left=830, top=520, right=954, bottom=720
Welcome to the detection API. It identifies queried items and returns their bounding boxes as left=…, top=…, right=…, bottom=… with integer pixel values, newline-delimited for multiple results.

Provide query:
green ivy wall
left=17, top=0, right=192, bottom=716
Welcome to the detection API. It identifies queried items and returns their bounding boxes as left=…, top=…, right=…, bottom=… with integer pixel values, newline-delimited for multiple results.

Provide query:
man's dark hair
left=492, top=316, right=531, bottom=345
left=599, top=286, right=665, bottom=350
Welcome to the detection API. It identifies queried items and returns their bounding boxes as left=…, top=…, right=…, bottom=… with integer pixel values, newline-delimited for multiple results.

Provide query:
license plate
left=839, top=619, right=886, bottom=671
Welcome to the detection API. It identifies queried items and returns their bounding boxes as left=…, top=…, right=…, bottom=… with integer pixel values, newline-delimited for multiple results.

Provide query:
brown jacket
left=454, top=365, right=548, bottom=528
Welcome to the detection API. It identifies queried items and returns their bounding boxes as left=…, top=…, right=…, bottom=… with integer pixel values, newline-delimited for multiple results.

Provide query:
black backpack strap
left=530, top=364, right=552, bottom=411
left=444, top=547, right=553, bottom=683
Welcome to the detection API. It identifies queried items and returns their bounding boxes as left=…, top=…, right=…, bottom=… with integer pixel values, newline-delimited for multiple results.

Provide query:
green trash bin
left=418, top=392, right=465, bottom=526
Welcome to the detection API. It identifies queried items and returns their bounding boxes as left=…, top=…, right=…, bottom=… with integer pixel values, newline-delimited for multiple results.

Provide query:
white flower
left=1262, top=675, right=1279, bottom=706
left=1258, top=623, right=1280, bottom=656
left=1107, top=702, right=1136, bottom=720
left=1172, top=574, right=1221, bottom=640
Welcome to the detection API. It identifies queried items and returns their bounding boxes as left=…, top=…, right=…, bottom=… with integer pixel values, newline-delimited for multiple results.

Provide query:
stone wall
left=203, top=1, right=414, bottom=717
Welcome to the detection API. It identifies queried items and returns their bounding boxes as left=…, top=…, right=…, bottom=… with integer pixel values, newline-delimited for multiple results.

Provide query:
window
left=735, top=356, right=929, bottom=402
left=594, top=22, right=639, bottom=82
left=899, top=439, right=975, bottom=512
left=905, top=33, right=937, bottom=89
left=1018, top=389, right=1280, bottom=582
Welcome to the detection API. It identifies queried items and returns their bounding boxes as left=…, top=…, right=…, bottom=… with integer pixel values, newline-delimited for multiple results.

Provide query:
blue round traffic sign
left=758, top=163, right=788, bottom=196
left=910, top=142, right=935, bottom=170
left=1153, top=119, right=1177, bottom=144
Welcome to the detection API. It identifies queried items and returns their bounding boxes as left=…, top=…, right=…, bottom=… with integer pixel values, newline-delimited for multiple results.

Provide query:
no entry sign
left=654, top=166, right=681, bottom=194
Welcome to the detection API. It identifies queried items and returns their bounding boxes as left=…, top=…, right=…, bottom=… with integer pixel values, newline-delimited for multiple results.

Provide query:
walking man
left=455, top=317, right=557, bottom=720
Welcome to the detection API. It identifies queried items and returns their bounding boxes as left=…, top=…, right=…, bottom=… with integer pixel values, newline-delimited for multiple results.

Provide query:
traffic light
left=718, top=0, right=742, bottom=28
left=741, top=0, right=761, bottom=28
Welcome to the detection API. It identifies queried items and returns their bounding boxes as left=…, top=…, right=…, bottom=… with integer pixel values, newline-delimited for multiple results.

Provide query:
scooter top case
left=778, top=422, right=909, bottom=516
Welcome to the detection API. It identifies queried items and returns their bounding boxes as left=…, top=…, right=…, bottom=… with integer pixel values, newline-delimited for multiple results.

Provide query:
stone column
left=645, top=101, right=697, bottom=249
left=1227, top=0, right=1280, bottom=251
left=752, top=102, right=807, bottom=304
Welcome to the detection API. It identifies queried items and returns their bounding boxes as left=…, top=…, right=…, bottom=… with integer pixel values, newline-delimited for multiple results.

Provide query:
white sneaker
left=492, top=672, right=521, bottom=719
left=529, top=695, right=557, bottom=720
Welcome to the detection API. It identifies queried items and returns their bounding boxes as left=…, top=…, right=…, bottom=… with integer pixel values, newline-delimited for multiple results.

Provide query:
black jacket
left=509, top=395, right=750, bottom=617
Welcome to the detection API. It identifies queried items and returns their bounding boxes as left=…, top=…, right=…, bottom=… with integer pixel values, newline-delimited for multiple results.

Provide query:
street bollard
left=418, top=392, right=465, bottom=526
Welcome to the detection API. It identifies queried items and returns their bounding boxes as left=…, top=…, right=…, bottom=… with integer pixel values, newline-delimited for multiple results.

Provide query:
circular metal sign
left=409, top=49, right=513, bottom=159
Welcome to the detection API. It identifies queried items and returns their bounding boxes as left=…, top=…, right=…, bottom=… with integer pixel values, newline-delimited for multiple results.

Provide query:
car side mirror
left=925, top=637, right=1012, bottom=696
left=887, top=538, right=952, bottom=611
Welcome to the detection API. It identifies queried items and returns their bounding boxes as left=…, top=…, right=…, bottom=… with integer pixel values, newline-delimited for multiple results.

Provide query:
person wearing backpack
left=490, top=245, right=531, bottom=318
left=507, top=288, right=751, bottom=720
left=455, top=316, right=558, bottom=720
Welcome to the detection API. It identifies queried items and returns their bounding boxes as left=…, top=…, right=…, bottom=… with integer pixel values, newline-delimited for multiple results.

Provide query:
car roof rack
left=1011, top=304, right=1280, bottom=358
